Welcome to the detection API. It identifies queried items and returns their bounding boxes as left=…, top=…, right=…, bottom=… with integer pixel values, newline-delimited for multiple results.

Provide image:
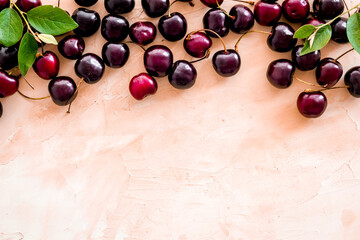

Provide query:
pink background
left=1, top=0, right=360, bottom=239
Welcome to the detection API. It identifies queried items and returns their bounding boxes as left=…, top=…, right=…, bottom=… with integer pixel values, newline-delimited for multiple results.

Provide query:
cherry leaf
left=294, top=24, right=316, bottom=39
left=300, top=25, right=332, bottom=56
left=0, top=8, right=23, bottom=47
left=347, top=12, right=360, bottom=55
left=18, top=32, right=38, bottom=76
left=38, top=33, right=58, bottom=45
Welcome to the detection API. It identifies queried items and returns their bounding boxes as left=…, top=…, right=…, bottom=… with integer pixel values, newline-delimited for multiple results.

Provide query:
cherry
left=102, top=42, right=129, bottom=68
left=0, top=101, right=2, bottom=118
left=16, top=0, right=41, bottom=12
left=159, top=12, right=187, bottom=42
left=129, top=73, right=158, bottom=100
left=144, top=45, right=173, bottom=77
left=282, top=0, right=310, bottom=22
left=105, top=0, right=135, bottom=14
left=0, top=0, right=9, bottom=11
left=303, top=17, right=325, bottom=26
left=229, top=4, right=254, bottom=34
left=33, top=51, right=60, bottom=80
left=75, top=53, right=105, bottom=84
left=297, top=91, right=327, bottom=118
left=72, top=8, right=101, bottom=37
left=344, top=67, right=360, bottom=98
left=292, top=45, right=321, bottom=71
left=48, top=76, right=77, bottom=106
left=200, top=0, right=223, bottom=8
left=169, top=60, right=197, bottom=89
left=254, top=0, right=282, bottom=26
left=0, top=70, right=18, bottom=98
left=129, top=21, right=156, bottom=46
left=267, top=59, right=295, bottom=89
left=183, top=32, right=212, bottom=58
left=141, top=0, right=169, bottom=18
left=267, top=22, right=297, bottom=52
left=203, top=9, right=231, bottom=37
left=0, top=44, right=18, bottom=71
left=101, top=14, right=129, bottom=43
left=313, top=0, right=344, bottom=20
left=212, top=49, right=241, bottom=77
left=58, top=35, right=85, bottom=60
left=316, top=58, right=343, bottom=88
left=75, top=0, right=97, bottom=7
left=331, top=17, right=348, bottom=43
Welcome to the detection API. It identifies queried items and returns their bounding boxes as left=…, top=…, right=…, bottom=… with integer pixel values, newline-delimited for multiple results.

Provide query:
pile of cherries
left=0, top=0, right=359, bottom=119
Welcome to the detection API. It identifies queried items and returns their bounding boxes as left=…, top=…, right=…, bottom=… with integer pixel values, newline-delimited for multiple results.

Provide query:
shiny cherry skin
left=102, top=42, right=129, bottom=68
left=129, top=21, right=156, bottom=46
left=282, top=0, right=310, bottom=22
left=129, top=73, right=158, bottom=100
left=0, top=44, right=18, bottom=71
left=0, top=0, right=9, bottom=11
left=0, top=101, right=2, bottom=118
left=267, top=59, right=295, bottom=89
left=144, top=45, right=173, bottom=77
left=316, top=58, right=343, bottom=88
left=141, top=0, right=169, bottom=18
left=159, top=12, right=187, bottom=42
left=313, top=0, right=344, bottom=20
left=48, top=76, right=77, bottom=106
left=203, top=8, right=231, bottom=38
left=101, top=14, right=129, bottom=42
left=229, top=4, right=254, bottom=34
left=72, top=8, right=101, bottom=37
left=0, top=70, right=18, bottom=98
left=267, top=22, right=297, bottom=52
left=200, top=0, right=223, bottom=8
left=105, top=0, right=135, bottom=14
left=254, top=1, right=282, bottom=26
left=183, top=32, right=212, bottom=58
left=345, top=67, right=360, bottom=98
left=212, top=49, right=241, bottom=77
left=58, top=35, right=85, bottom=60
left=303, top=17, right=325, bottom=26
left=16, top=0, right=41, bottom=12
left=331, top=17, right=348, bottom=43
left=75, top=53, right=105, bottom=84
left=292, top=45, right=321, bottom=71
left=75, top=0, right=97, bottom=7
left=297, top=91, right=327, bottom=118
left=33, top=51, right=60, bottom=80
left=169, top=60, right=197, bottom=89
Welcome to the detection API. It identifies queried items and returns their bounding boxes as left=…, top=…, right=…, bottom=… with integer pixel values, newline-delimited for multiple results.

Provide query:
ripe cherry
left=159, top=12, right=187, bottom=41
left=129, top=21, right=156, bottom=46
left=58, top=35, right=85, bottom=60
left=297, top=91, right=327, bottom=118
left=101, top=14, right=129, bottom=43
left=0, top=70, right=18, bottom=98
left=331, top=17, right=348, bottom=43
left=229, top=4, right=254, bottom=34
left=0, top=44, right=18, bottom=71
left=16, top=0, right=41, bottom=12
left=72, top=8, right=101, bottom=37
left=267, top=59, right=295, bottom=89
left=33, top=51, right=60, bottom=80
left=102, top=42, right=129, bottom=68
left=282, top=0, right=310, bottom=22
left=75, top=0, right=97, bottom=7
left=169, top=60, right=197, bottom=89
left=129, top=73, right=158, bottom=100
left=267, top=22, right=297, bottom=52
left=292, top=45, right=321, bottom=71
left=200, top=0, right=223, bottom=8
left=75, top=53, right=105, bottom=84
left=0, top=101, right=2, bottom=118
left=313, top=0, right=344, bottom=20
left=48, top=76, right=77, bottom=106
left=0, top=0, right=9, bottom=11
left=344, top=67, right=360, bottom=98
left=105, top=0, right=135, bottom=14
left=316, top=58, right=343, bottom=88
left=303, top=17, right=325, bottom=26
left=141, top=0, right=169, bottom=18
left=144, top=45, right=173, bottom=77
left=203, top=8, right=231, bottom=37
left=254, top=0, right=282, bottom=26
left=212, top=49, right=241, bottom=77
left=183, top=32, right=212, bottom=58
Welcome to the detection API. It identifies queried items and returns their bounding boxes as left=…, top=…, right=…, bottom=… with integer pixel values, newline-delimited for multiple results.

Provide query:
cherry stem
left=168, top=0, right=179, bottom=17
left=23, top=76, right=34, bottom=90
left=188, top=29, right=228, bottom=52
left=319, top=86, right=350, bottom=92
left=216, top=0, right=235, bottom=20
left=58, top=0, right=60, bottom=7
left=234, top=30, right=271, bottom=51
left=342, top=0, right=350, bottom=17
left=233, top=0, right=255, bottom=6
left=334, top=48, right=354, bottom=62
left=122, top=41, right=146, bottom=52
left=295, top=77, right=322, bottom=87
left=67, top=77, right=84, bottom=114
left=190, top=50, right=210, bottom=64
left=17, top=90, right=50, bottom=100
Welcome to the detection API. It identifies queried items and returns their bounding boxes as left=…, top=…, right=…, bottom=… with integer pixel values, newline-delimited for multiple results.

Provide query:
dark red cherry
left=33, top=51, right=60, bottom=80
left=141, top=0, right=169, bottom=18
left=344, top=67, right=360, bottom=98
left=254, top=1, right=282, bottom=26
left=72, top=8, right=101, bottom=37
left=229, top=4, right=254, bottom=34
left=169, top=60, right=197, bottom=89
left=0, top=44, right=18, bottom=71
left=212, top=49, right=241, bottom=77
left=316, top=58, right=343, bottom=88
left=105, top=0, right=135, bottom=14
left=75, top=0, right=97, bottom=7
left=16, top=0, right=41, bottom=12
left=303, top=17, right=325, bottom=26
left=282, top=0, right=310, bottom=22
left=0, top=101, right=2, bottom=118
left=129, top=21, right=156, bottom=46
left=144, top=45, right=173, bottom=77
left=331, top=17, right=348, bottom=43
left=0, top=70, right=18, bottom=98
left=267, top=22, right=297, bottom=52
left=129, top=73, right=158, bottom=100
left=183, top=32, right=212, bottom=58
left=297, top=91, right=327, bottom=118
left=267, top=59, right=295, bottom=89
left=48, top=76, right=77, bottom=106
left=200, top=0, right=223, bottom=8
left=0, top=0, right=9, bottom=11
left=101, top=14, right=129, bottom=42
left=313, top=0, right=344, bottom=20
left=75, top=53, right=105, bottom=84
left=291, top=45, right=321, bottom=71
left=158, top=12, right=187, bottom=42
left=58, top=35, right=85, bottom=60
left=102, top=42, right=129, bottom=68
left=203, top=8, right=231, bottom=37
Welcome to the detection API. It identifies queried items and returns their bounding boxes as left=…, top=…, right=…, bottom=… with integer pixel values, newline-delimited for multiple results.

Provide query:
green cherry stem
left=187, top=29, right=228, bottom=52
left=234, top=30, right=271, bottom=51
left=17, top=90, right=50, bottom=100
left=342, top=0, right=350, bottom=17
left=216, top=0, right=235, bottom=20
left=168, top=0, right=179, bottom=17
left=295, top=77, right=322, bottom=87
left=334, top=48, right=354, bottom=62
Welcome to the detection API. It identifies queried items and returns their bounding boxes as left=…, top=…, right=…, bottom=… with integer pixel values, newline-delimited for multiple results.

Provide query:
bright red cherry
left=0, top=70, right=18, bottom=98
left=33, top=51, right=60, bottom=80
left=282, top=0, right=310, bottom=22
left=254, top=0, right=282, bottom=26
left=297, top=91, right=327, bottom=118
left=129, top=21, right=157, bottom=46
left=129, top=73, right=158, bottom=100
left=183, top=32, right=212, bottom=58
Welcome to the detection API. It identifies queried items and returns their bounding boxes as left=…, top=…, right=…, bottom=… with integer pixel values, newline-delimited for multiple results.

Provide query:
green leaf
left=27, top=5, right=78, bottom=36
left=294, top=24, right=316, bottom=39
left=38, top=34, right=58, bottom=45
left=0, top=8, right=23, bottom=47
left=18, top=32, right=38, bottom=76
left=347, top=13, right=360, bottom=55
left=300, top=25, right=332, bottom=56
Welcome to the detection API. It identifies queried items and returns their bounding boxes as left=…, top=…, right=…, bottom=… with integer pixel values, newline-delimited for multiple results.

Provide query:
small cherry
left=58, top=35, right=85, bottom=60
left=345, top=67, right=360, bottom=98
left=142, top=0, right=169, bottom=18
left=303, top=17, right=325, bottom=26
left=213, top=49, right=241, bottom=77
left=0, top=0, right=9, bottom=11
left=331, top=17, right=348, bottom=44
left=183, top=32, right=212, bottom=58
left=267, top=22, right=297, bottom=52
left=105, top=0, right=135, bottom=14
left=203, top=8, right=231, bottom=37
left=0, top=44, right=19, bottom=71
left=48, top=76, right=77, bottom=106
left=129, top=73, right=158, bottom=100
left=72, top=8, right=101, bottom=37
left=101, top=14, right=129, bottom=43
left=0, top=70, right=19, bottom=98
left=33, top=51, right=60, bottom=80
left=254, top=0, right=282, bottom=26
left=159, top=12, right=187, bottom=42
left=16, top=0, right=41, bottom=12
left=292, top=45, right=321, bottom=71
left=267, top=59, right=295, bottom=89
left=282, top=0, right=310, bottom=22
left=102, top=42, right=129, bottom=68
left=315, top=58, right=343, bottom=88
left=313, top=0, right=344, bottom=20
left=75, top=53, right=105, bottom=84
left=229, top=4, right=254, bottom=34
left=169, top=60, right=197, bottom=89
left=75, top=0, right=97, bottom=7
left=144, top=45, right=173, bottom=77
left=129, top=21, right=157, bottom=46
left=297, top=91, right=327, bottom=118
